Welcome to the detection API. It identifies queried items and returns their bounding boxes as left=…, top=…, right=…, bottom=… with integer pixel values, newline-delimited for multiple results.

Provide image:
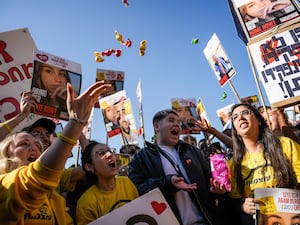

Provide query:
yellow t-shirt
left=228, top=136, right=300, bottom=198
left=0, top=160, right=73, bottom=225
left=76, top=176, right=139, bottom=225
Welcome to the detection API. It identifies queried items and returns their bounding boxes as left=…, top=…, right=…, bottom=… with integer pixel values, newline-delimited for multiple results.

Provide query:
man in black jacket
left=128, top=109, right=225, bottom=225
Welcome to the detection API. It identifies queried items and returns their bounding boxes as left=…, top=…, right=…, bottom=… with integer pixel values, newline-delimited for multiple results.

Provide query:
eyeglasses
left=94, top=148, right=113, bottom=157
left=231, top=109, right=252, bottom=122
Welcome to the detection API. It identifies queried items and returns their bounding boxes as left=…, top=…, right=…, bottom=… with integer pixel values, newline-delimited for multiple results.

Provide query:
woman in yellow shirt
left=76, top=141, right=138, bottom=225
left=0, top=81, right=110, bottom=225
left=228, top=103, right=300, bottom=225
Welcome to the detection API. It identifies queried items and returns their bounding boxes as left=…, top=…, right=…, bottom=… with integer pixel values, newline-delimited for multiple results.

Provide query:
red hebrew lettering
left=0, top=97, right=20, bottom=120
left=0, top=41, right=13, bottom=65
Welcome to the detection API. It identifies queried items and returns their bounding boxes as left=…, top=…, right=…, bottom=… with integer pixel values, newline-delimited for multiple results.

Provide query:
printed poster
left=88, top=188, right=180, bottom=225
left=241, top=94, right=261, bottom=108
left=197, top=98, right=211, bottom=126
left=216, top=103, right=235, bottom=128
left=248, top=25, right=300, bottom=108
left=0, top=27, right=37, bottom=130
left=99, top=90, right=127, bottom=138
left=254, top=188, right=300, bottom=225
left=203, top=33, right=236, bottom=87
left=231, top=0, right=300, bottom=42
left=31, top=49, right=82, bottom=120
left=96, top=68, right=125, bottom=98
left=171, top=98, right=201, bottom=134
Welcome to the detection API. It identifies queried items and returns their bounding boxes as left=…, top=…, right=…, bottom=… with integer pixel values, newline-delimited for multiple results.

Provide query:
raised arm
left=39, top=81, right=110, bottom=170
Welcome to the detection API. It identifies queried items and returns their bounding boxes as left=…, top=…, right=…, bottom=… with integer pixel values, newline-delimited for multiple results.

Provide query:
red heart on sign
left=36, top=54, right=48, bottom=62
left=151, top=201, right=167, bottom=215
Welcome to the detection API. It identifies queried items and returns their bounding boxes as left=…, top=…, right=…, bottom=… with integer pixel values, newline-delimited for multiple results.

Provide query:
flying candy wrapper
left=115, top=30, right=132, bottom=48
left=94, top=51, right=104, bottom=62
left=139, top=40, right=147, bottom=56
left=94, top=49, right=122, bottom=63
left=191, top=38, right=199, bottom=44
left=122, top=0, right=129, bottom=7
left=221, top=91, right=227, bottom=101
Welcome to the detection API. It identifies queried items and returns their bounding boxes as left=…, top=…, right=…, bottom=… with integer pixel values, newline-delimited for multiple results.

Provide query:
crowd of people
left=1, top=77, right=300, bottom=225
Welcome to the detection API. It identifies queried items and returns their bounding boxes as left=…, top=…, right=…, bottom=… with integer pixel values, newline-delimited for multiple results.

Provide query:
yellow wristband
left=1, top=123, right=12, bottom=133
left=57, top=132, right=77, bottom=145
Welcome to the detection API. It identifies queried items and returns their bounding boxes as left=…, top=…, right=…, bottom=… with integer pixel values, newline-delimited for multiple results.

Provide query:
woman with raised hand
left=0, top=81, right=110, bottom=225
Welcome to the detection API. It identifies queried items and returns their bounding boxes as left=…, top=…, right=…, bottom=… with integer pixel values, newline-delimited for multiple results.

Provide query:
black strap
left=157, top=147, right=183, bottom=177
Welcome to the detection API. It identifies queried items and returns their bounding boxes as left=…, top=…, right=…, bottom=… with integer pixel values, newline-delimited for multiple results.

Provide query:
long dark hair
left=231, top=103, right=297, bottom=197
left=81, top=141, right=101, bottom=186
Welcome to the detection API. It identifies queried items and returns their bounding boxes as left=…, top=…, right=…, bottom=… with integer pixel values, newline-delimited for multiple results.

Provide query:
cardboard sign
left=88, top=188, right=180, bottom=225
left=255, top=188, right=300, bottom=225
left=248, top=25, right=300, bottom=108
left=171, top=98, right=200, bottom=134
left=231, top=0, right=300, bottom=43
left=241, top=94, right=260, bottom=108
left=96, top=68, right=125, bottom=98
left=31, top=49, right=82, bottom=120
left=0, top=28, right=36, bottom=123
left=216, top=103, right=235, bottom=128
left=203, top=33, right=236, bottom=87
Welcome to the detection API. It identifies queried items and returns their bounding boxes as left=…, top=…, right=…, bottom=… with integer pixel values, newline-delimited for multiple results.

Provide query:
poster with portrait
left=0, top=28, right=38, bottom=129
left=248, top=25, right=300, bottom=108
left=96, top=68, right=125, bottom=98
left=197, top=98, right=211, bottom=126
left=171, top=98, right=200, bottom=134
left=99, top=90, right=127, bottom=138
left=117, top=98, right=139, bottom=145
left=230, top=0, right=300, bottom=43
left=254, top=188, right=300, bottom=225
left=88, top=188, right=180, bottom=225
left=216, top=103, right=235, bottom=128
left=241, top=94, right=261, bottom=108
left=31, top=49, right=82, bottom=120
left=203, top=33, right=236, bottom=87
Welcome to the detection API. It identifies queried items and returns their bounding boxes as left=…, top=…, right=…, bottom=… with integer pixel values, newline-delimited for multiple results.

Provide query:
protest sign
left=254, top=188, right=300, bottom=225
left=96, top=68, right=124, bottom=98
left=88, top=188, right=180, bottom=225
left=241, top=94, right=261, bottom=108
left=99, top=90, right=127, bottom=138
left=231, top=0, right=300, bottom=43
left=203, top=33, right=236, bottom=87
left=216, top=103, right=235, bottom=128
left=248, top=25, right=300, bottom=108
left=171, top=98, right=200, bottom=134
left=31, top=49, right=82, bottom=120
left=0, top=27, right=36, bottom=124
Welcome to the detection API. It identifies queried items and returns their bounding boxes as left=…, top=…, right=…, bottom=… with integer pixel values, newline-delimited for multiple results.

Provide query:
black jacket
left=128, top=141, right=224, bottom=225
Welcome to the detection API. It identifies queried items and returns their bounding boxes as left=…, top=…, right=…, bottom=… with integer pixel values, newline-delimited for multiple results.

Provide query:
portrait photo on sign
left=232, top=0, right=300, bottom=40
left=31, top=49, right=82, bottom=120
left=171, top=98, right=200, bottom=134
left=96, top=68, right=125, bottom=98
left=203, top=33, right=236, bottom=87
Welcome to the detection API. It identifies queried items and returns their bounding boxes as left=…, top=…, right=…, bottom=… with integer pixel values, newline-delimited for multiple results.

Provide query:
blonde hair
left=0, top=133, right=21, bottom=174
left=0, top=132, right=43, bottom=174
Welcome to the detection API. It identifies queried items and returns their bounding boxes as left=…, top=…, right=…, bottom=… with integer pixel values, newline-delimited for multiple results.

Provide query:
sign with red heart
left=88, top=188, right=180, bottom=225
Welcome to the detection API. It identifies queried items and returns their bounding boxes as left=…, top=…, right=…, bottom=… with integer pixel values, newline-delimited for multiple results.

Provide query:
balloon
left=191, top=38, right=199, bottom=44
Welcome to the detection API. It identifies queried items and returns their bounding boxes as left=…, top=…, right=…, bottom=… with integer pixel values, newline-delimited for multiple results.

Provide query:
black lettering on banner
left=126, top=214, right=158, bottom=225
